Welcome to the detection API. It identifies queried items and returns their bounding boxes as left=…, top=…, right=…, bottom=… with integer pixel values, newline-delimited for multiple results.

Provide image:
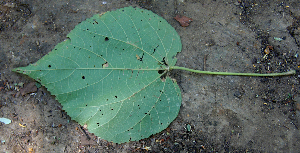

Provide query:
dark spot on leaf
left=97, top=123, right=99, bottom=124
left=107, top=99, right=108, bottom=101
left=87, top=29, right=89, bottom=30
left=74, top=46, right=75, bottom=48
left=115, top=96, right=117, bottom=98
left=86, top=104, right=88, bottom=106
left=161, top=123, right=163, bottom=125
left=99, top=110, right=101, bottom=111
left=55, top=49, right=57, bottom=50
left=48, top=65, right=51, bottom=68
left=82, top=76, right=85, bottom=79
left=105, top=37, right=109, bottom=41
left=102, top=114, right=103, bottom=115
left=111, top=108, right=113, bottom=110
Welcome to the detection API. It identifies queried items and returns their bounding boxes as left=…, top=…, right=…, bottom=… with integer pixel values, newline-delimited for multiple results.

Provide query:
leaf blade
left=13, top=6, right=182, bottom=143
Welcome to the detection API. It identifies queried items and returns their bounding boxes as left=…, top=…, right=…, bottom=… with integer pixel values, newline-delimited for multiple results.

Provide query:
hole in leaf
left=102, top=62, right=108, bottom=68
left=105, top=37, right=109, bottom=41
left=48, top=65, right=51, bottom=68
left=160, top=73, right=167, bottom=82
left=115, top=96, right=117, bottom=98
left=161, top=57, right=168, bottom=66
left=82, top=76, right=85, bottom=79
left=158, top=70, right=164, bottom=74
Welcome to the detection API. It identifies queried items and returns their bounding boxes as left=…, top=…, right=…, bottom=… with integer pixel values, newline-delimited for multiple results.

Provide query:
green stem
left=170, top=66, right=296, bottom=77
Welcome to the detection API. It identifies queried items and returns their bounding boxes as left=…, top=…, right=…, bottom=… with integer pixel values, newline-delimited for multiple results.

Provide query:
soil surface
left=1, top=0, right=300, bottom=152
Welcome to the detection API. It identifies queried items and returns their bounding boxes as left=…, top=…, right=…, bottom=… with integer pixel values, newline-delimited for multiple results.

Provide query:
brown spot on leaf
left=174, top=15, right=193, bottom=27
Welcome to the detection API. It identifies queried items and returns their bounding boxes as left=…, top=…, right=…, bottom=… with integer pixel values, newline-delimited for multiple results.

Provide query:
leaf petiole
left=170, top=66, right=296, bottom=77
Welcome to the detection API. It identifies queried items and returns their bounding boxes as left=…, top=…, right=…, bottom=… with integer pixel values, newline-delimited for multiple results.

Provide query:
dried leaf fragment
left=20, top=82, right=37, bottom=96
left=174, top=15, right=193, bottom=27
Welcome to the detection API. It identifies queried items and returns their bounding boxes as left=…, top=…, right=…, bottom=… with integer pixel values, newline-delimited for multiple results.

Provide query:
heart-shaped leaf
left=13, top=6, right=182, bottom=143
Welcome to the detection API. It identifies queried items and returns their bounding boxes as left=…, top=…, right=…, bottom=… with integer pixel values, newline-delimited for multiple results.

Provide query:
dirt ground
left=1, top=0, right=300, bottom=152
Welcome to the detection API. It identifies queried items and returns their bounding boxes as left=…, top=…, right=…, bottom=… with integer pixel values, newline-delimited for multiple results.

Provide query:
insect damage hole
left=82, top=76, right=85, bottom=79
left=102, top=62, right=108, bottom=68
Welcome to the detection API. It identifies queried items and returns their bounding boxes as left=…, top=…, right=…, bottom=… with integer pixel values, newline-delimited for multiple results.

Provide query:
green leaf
left=13, top=6, right=182, bottom=143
